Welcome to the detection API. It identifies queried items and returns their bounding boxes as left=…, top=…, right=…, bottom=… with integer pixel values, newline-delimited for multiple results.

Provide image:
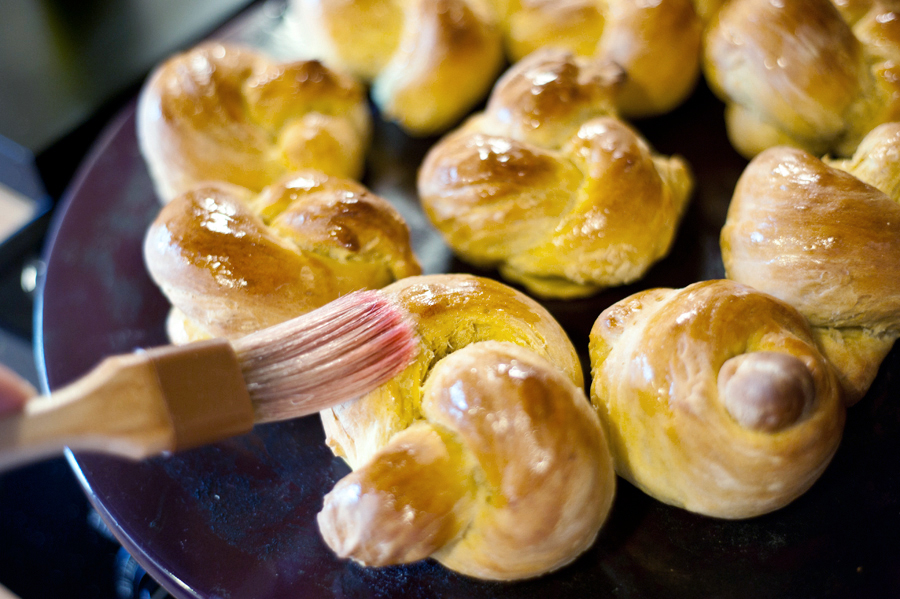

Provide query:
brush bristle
left=231, top=290, right=418, bottom=423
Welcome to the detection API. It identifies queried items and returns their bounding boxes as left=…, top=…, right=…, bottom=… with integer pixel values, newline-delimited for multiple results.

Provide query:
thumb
left=0, top=364, right=37, bottom=416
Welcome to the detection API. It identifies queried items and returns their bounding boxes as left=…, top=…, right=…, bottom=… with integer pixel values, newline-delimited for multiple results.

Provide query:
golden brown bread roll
left=418, top=49, right=693, bottom=299
left=317, top=274, right=615, bottom=580
left=704, top=0, right=900, bottom=158
left=143, top=170, right=421, bottom=342
left=288, top=0, right=705, bottom=124
left=285, top=0, right=505, bottom=135
left=495, top=0, right=704, bottom=118
left=137, top=42, right=371, bottom=203
left=589, top=279, right=845, bottom=519
left=721, top=123, right=900, bottom=404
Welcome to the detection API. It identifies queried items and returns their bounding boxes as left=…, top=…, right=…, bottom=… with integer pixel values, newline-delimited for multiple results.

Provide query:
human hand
left=0, top=365, right=33, bottom=598
left=0, top=363, right=35, bottom=416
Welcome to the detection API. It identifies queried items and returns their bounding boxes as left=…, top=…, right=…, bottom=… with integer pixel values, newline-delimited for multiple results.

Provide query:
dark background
left=0, top=2, right=255, bottom=597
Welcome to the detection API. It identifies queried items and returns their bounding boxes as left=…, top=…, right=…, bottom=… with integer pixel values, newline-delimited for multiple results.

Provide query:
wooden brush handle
left=0, top=353, right=176, bottom=471
left=0, top=339, right=254, bottom=472
left=0, top=582, right=22, bottom=599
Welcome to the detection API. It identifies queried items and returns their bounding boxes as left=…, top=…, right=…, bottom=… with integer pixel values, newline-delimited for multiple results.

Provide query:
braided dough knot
left=287, top=0, right=710, bottom=130
left=704, top=0, right=900, bottom=157
left=495, top=0, right=705, bottom=117
left=287, top=0, right=505, bottom=135
left=137, top=42, right=371, bottom=202
left=721, top=122, right=900, bottom=403
left=318, top=274, right=615, bottom=580
left=419, top=50, right=693, bottom=299
left=143, top=171, right=421, bottom=342
left=590, top=280, right=845, bottom=519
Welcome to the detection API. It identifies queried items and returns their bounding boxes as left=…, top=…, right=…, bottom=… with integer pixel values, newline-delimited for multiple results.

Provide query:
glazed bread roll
left=317, top=274, right=616, bottom=580
left=143, top=171, right=421, bottom=342
left=288, top=0, right=706, bottom=124
left=495, top=0, right=704, bottom=118
left=721, top=123, right=900, bottom=404
left=589, top=280, right=845, bottom=519
left=418, top=49, right=693, bottom=299
left=286, top=0, right=504, bottom=135
left=704, top=0, right=900, bottom=158
left=137, top=42, right=371, bottom=203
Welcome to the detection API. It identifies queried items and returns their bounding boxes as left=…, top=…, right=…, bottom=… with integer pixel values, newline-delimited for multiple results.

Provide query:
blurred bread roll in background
left=137, top=42, right=371, bottom=202
left=286, top=0, right=504, bottom=135
left=317, top=274, right=615, bottom=580
left=590, top=280, right=845, bottom=519
left=144, top=170, right=420, bottom=343
left=494, top=0, right=705, bottom=118
left=287, top=0, right=710, bottom=129
left=704, top=0, right=900, bottom=158
left=419, top=50, right=693, bottom=299
left=721, top=123, right=900, bottom=403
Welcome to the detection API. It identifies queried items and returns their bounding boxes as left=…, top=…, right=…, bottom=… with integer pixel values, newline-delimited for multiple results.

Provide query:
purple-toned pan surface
left=36, top=55, right=900, bottom=599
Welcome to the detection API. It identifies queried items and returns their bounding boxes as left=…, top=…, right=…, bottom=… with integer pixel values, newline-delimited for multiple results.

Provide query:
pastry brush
left=0, top=290, right=417, bottom=472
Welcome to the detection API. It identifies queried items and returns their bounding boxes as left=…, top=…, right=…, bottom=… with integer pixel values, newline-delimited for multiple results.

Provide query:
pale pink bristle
left=231, top=291, right=418, bottom=423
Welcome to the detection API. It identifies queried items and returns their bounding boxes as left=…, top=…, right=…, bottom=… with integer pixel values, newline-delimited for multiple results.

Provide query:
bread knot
left=418, top=50, right=693, bottom=299
left=143, top=171, right=421, bottom=341
left=589, top=279, right=845, bottom=519
left=317, top=274, right=615, bottom=579
left=287, top=0, right=706, bottom=127
left=286, top=0, right=505, bottom=135
left=137, top=42, right=371, bottom=202
left=721, top=123, right=900, bottom=403
left=496, top=0, right=705, bottom=117
left=704, top=0, right=900, bottom=157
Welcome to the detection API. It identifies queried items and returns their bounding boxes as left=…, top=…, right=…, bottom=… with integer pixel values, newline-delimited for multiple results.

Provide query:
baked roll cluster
left=286, top=0, right=713, bottom=135
left=317, top=274, right=616, bottom=580
left=144, top=171, right=421, bottom=343
left=137, top=42, right=372, bottom=202
left=418, top=49, right=694, bottom=299
left=132, top=0, right=900, bottom=583
left=721, top=122, right=900, bottom=404
left=704, top=0, right=900, bottom=158
left=589, top=280, right=845, bottom=519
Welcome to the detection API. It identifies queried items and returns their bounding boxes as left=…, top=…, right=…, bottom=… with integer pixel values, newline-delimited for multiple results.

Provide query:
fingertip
left=0, top=364, right=37, bottom=414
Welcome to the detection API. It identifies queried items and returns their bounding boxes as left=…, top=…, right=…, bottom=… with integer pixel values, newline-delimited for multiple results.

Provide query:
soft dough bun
left=418, top=49, right=693, bottom=299
left=494, top=0, right=705, bottom=118
left=317, top=274, right=616, bottom=580
left=137, top=42, right=371, bottom=203
left=721, top=123, right=900, bottom=404
left=704, top=0, right=900, bottom=158
left=285, top=0, right=504, bottom=135
left=143, top=170, right=421, bottom=342
left=589, top=280, right=845, bottom=519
